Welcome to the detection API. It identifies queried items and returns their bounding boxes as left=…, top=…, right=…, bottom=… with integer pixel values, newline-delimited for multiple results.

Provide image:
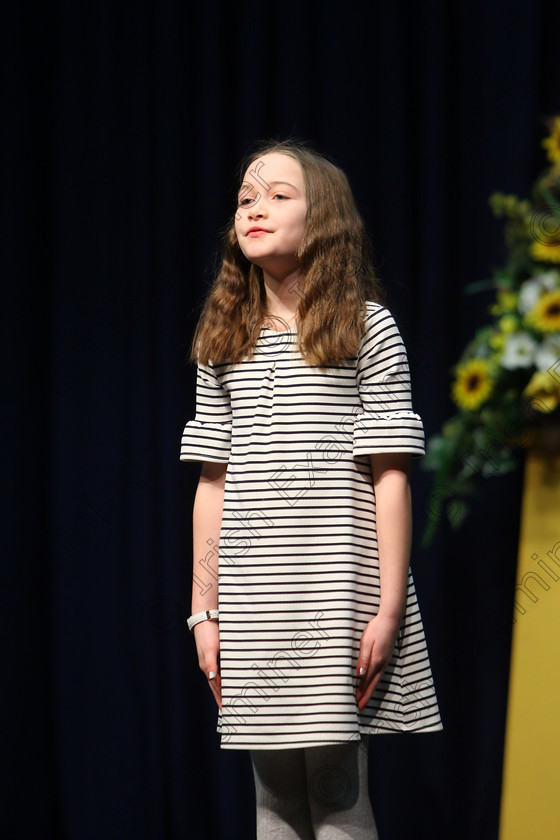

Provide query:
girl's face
left=234, top=152, right=307, bottom=275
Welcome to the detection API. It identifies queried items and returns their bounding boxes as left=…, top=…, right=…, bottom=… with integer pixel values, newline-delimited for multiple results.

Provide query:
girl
left=181, top=140, right=442, bottom=839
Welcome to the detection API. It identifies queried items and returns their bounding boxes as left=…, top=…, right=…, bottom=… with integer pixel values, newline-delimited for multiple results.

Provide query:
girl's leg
left=304, top=736, right=378, bottom=840
left=250, top=748, right=315, bottom=840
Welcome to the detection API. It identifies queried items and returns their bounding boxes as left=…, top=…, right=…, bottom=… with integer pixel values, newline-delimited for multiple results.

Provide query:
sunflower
left=530, top=240, right=560, bottom=264
left=542, top=117, right=560, bottom=165
left=452, top=359, right=493, bottom=411
left=525, top=289, right=560, bottom=332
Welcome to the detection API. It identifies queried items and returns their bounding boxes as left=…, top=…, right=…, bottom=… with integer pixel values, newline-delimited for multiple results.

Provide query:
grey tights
left=250, top=737, right=378, bottom=839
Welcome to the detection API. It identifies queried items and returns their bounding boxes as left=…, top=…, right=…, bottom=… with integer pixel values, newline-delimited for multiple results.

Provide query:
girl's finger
left=356, top=663, right=368, bottom=679
left=208, top=670, right=222, bottom=709
left=356, top=635, right=374, bottom=679
left=355, top=657, right=371, bottom=706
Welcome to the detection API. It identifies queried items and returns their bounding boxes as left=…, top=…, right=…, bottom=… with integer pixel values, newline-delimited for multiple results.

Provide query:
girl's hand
left=355, top=614, right=400, bottom=711
left=193, top=620, right=222, bottom=709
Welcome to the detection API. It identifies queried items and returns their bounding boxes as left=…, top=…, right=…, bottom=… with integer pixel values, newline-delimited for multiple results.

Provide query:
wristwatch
left=187, top=609, right=219, bottom=632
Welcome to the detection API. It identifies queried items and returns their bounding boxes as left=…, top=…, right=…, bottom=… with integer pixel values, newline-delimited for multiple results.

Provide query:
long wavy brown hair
left=191, top=140, right=385, bottom=366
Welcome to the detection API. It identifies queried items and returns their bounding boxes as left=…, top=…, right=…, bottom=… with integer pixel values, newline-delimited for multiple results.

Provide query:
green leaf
left=464, top=279, right=497, bottom=295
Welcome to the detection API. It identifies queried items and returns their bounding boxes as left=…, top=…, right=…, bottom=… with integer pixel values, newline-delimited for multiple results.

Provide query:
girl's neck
left=262, top=268, right=303, bottom=321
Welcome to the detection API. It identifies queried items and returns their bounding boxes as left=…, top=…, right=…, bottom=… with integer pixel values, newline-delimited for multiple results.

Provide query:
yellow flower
left=530, top=240, right=560, bottom=264
left=490, top=292, right=518, bottom=317
left=542, top=117, right=560, bottom=165
left=498, top=291, right=518, bottom=311
left=489, top=193, right=530, bottom=219
left=525, top=289, right=560, bottom=332
left=499, top=315, right=518, bottom=334
left=489, top=331, right=505, bottom=350
left=452, top=359, right=493, bottom=411
left=524, top=370, right=560, bottom=414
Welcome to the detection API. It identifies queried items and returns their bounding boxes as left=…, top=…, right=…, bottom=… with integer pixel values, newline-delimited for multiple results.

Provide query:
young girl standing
left=181, top=141, right=442, bottom=839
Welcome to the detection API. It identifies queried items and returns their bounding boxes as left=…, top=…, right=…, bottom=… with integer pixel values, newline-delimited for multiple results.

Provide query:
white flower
left=519, top=272, right=560, bottom=315
left=501, top=333, right=538, bottom=369
left=518, top=279, right=542, bottom=314
left=535, top=335, right=560, bottom=371
left=539, top=271, right=560, bottom=291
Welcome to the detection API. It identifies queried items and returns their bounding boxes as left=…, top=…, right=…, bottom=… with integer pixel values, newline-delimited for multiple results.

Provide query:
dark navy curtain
left=4, top=1, right=559, bottom=837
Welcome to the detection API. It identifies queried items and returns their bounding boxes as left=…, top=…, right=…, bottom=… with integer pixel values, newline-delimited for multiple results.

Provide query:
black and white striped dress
left=181, top=302, right=442, bottom=749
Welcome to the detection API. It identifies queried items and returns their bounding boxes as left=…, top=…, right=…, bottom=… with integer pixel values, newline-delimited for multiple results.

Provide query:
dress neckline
left=261, top=325, right=297, bottom=335
left=260, top=313, right=298, bottom=335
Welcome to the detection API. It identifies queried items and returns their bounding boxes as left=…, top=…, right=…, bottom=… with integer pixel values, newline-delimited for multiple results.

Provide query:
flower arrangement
left=422, top=116, right=560, bottom=545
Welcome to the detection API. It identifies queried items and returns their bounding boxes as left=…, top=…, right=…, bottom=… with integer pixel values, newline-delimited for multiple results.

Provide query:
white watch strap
left=187, top=609, right=219, bottom=632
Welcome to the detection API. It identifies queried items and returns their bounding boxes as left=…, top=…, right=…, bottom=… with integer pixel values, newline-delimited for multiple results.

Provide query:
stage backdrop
left=3, top=2, right=559, bottom=838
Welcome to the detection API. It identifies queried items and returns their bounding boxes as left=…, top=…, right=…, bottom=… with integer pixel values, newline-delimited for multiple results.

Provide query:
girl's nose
left=248, top=201, right=267, bottom=219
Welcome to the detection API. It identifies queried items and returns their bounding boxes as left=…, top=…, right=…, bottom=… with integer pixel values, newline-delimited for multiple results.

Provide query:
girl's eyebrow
left=238, top=180, right=298, bottom=194
left=267, top=180, right=298, bottom=191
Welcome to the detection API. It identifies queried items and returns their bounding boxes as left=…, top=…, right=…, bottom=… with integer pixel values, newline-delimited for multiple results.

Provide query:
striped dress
left=181, top=301, right=442, bottom=749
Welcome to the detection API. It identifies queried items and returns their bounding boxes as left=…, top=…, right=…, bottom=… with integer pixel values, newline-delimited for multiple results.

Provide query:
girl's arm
left=191, top=460, right=227, bottom=709
left=355, top=452, right=412, bottom=711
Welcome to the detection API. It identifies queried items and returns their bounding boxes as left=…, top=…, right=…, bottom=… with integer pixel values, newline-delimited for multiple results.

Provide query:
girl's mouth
left=247, top=228, right=271, bottom=237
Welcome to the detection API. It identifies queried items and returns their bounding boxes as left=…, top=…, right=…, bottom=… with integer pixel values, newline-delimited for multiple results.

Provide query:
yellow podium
left=499, top=449, right=560, bottom=838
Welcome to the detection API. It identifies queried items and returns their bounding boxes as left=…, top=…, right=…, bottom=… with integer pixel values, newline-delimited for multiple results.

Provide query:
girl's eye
left=238, top=196, right=256, bottom=207
left=273, top=193, right=288, bottom=201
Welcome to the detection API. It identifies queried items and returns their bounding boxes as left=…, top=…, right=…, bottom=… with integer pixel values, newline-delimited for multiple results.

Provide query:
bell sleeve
left=353, top=306, right=425, bottom=457
left=180, top=362, right=232, bottom=463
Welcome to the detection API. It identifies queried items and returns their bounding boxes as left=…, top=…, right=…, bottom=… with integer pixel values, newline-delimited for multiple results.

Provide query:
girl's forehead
left=241, top=152, right=304, bottom=187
